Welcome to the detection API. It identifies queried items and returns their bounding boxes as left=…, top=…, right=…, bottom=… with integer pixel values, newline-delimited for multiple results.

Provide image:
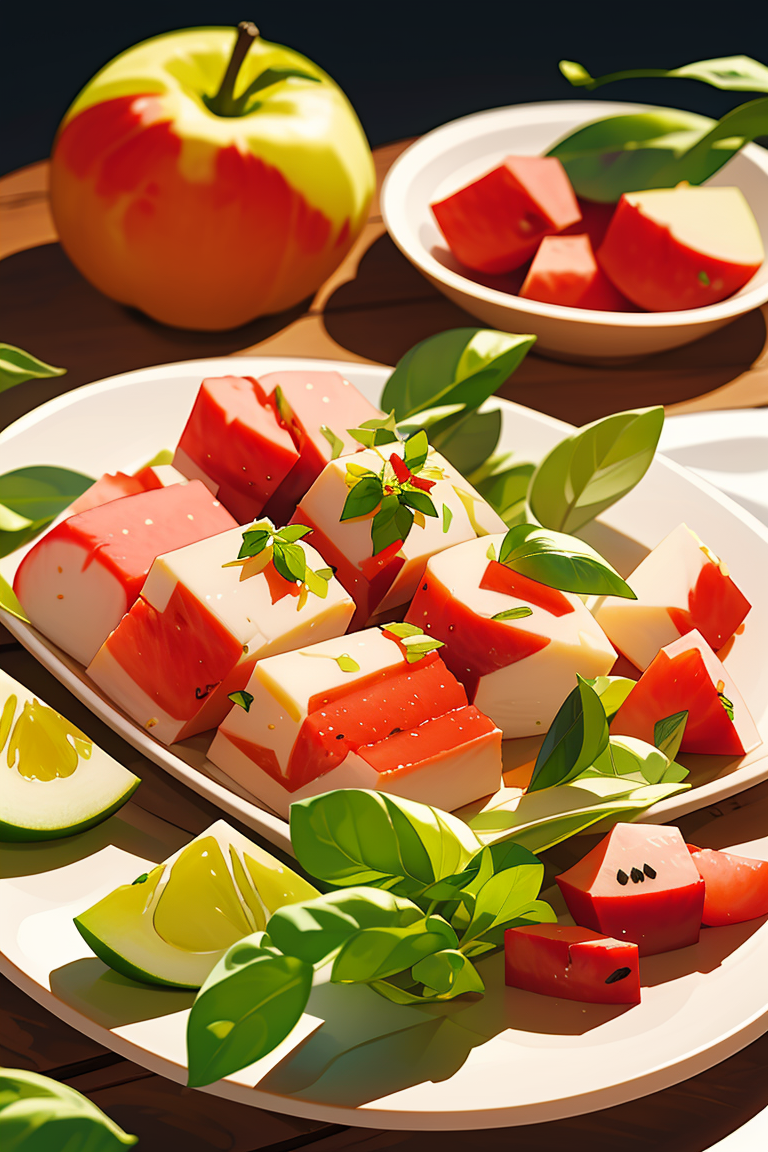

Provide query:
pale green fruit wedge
left=0, top=668, right=139, bottom=841
left=74, top=820, right=319, bottom=988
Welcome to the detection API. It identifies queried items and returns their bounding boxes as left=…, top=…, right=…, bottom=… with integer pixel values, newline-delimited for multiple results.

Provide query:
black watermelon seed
left=643, top=863, right=657, bottom=879
left=335, top=733, right=345, bottom=740
left=616, top=869, right=629, bottom=885
left=630, top=867, right=645, bottom=883
left=422, top=583, right=428, bottom=591
left=605, top=967, right=632, bottom=984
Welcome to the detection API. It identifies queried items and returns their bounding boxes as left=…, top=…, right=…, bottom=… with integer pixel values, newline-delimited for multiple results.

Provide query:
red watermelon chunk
left=520, top=234, right=633, bottom=311
left=555, top=822, right=705, bottom=955
left=611, top=629, right=760, bottom=757
left=688, top=846, right=768, bottom=927
left=505, top=923, right=641, bottom=1004
left=431, top=156, right=581, bottom=275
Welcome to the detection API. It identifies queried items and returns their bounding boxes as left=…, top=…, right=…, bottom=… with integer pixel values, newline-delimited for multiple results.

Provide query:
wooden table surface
left=2, top=143, right=768, bottom=1152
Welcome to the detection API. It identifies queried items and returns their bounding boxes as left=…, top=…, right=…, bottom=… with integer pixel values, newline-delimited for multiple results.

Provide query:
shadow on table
left=49, top=957, right=194, bottom=1028
left=0, top=243, right=310, bottom=432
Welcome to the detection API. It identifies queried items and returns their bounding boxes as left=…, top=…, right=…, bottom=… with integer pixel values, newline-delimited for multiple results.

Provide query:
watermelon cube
left=611, top=629, right=760, bottom=757
left=173, top=376, right=299, bottom=522
left=86, top=521, right=355, bottom=744
left=519, top=234, right=632, bottom=311
left=594, top=523, right=751, bottom=671
left=505, top=923, right=641, bottom=1004
left=404, top=535, right=616, bottom=737
left=209, top=626, right=502, bottom=816
left=13, top=481, right=236, bottom=666
left=430, top=156, right=581, bottom=275
left=688, top=846, right=768, bottom=927
left=555, top=823, right=705, bottom=955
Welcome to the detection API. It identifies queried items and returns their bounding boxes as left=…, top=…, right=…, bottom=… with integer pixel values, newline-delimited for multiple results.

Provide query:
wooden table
left=2, top=145, right=768, bottom=1152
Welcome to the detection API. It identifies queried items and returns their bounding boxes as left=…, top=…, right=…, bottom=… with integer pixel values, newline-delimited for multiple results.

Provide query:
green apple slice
left=0, top=668, right=139, bottom=841
left=74, top=820, right=319, bottom=988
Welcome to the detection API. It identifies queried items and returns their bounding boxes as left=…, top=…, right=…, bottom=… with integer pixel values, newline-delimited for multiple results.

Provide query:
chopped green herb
left=228, top=690, right=254, bottom=712
left=442, top=504, right=453, bottom=533
left=382, top=622, right=424, bottom=639
left=491, top=606, right=534, bottom=621
left=698, top=270, right=711, bottom=286
left=486, top=543, right=496, bottom=561
left=132, top=873, right=149, bottom=885
left=320, top=424, right=345, bottom=459
left=718, top=691, right=735, bottom=721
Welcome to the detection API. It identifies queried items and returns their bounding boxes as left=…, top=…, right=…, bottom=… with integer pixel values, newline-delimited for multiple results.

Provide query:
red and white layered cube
left=611, top=629, right=760, bottom=757
left=593, top=523, right=751, bottom=672
left=404, top=534, right=617, bottom=737
left=260, top=370, right=383, bottom=524
left=13, top=481, right=236, bottom=666
left=291, top=443, right=506, bottom=627
left=173, top=376, right=299, bottom=522
left=86, top=522, right=355, bottom=744
left=209, top=627, right=503, bottom=818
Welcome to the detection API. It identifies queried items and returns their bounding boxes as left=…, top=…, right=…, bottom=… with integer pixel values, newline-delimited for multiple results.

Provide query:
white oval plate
left=1, top=357, right=768, bottom=856
left=381, top=101, right=768, bottom=361
left=2, top=794, right=768, bottom=1128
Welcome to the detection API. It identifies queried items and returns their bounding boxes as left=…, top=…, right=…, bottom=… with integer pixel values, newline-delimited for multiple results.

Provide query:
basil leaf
left=186, top=933, right=312, bottom=1088
left=278, top=524, right=313, bottom=543
left=401, top=637, right=445, bottom=663
left=560, top=54, right=768, bottom=94
left=237, top=528, right=271, bottom=559
left=332, top=916, right=456, bottom=984
left=228, top=690, right=253, bottom=712
left=429, top=406, right=503, bottom=477
left=303, top=566, right=329, bottom=598
left=458, top=844, right=550, bottom=944
left=381, top=328, right=536, bottom=420
left=399, top=489, right=437, bottom=516
left=0, top=1068, right=136, bottom=1149
left=371, top=498, right=413, bottom=555
left=529, top=675, right=609, bottom=792
left=474, top=461, right=535, bottom=527
left=382, top=621, right=423, bottom=638
left=0, top=344, right=66, bottom=395
left=498, top=524, right=636, bottom=599
left=267, top=888, right=423, bottom=964
left=589, top=675, right=636, bottom=722
left=411, top=949, right=485, bottom=999
left=336, top=654, right=360, bottom=673
left=442, top=504, right=453, bottom=532
left=529, top=407, right=664, bottom=534
left=289, top=789, right=481, bottom=890
left=403, top=430, right=429, bottom=472
left=491, top=606, right=533, bottom=621
left=654, top=710, right=689, bottom=762
left=0, top=466, right=95, bottom=558
left=320, top=425, right=345, bottom=459
left=272, top=541, right=306, bottom=583
left=340, top=474, right=382, bottom=521
left=0, top=574, right=29, bottom=622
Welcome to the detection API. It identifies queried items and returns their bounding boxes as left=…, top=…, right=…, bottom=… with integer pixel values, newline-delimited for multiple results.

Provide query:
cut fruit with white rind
left=73, top=819, right=319, bottom=988
left=0, top=668, right=139, bottom=841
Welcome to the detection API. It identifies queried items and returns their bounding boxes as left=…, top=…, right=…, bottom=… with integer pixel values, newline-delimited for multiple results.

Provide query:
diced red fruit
left=479, top=561, right=574, bottom=617
left=555, top=823, right=705, bottom=956
left=260, top=370, right=383, bottom=524
left=357, top=704, right=497, bottom=777
left=405, top=570, right=551, bottom=701
left=611, top=634, right=749, bottom=757
left=286, top=651, right=467, bottom=789
left=505, top=923, right=641, bottom=1004
left=688, top=847, right=768, bottom=927
left=69, top=471, right=146, bottom=515
left=667, top=560, right=751, bottom=652
left=174, top=376, right=299, bottom=522
left=520, top=234, right=633, bottom=311
left=597, top=187, right=764, bottom=312
left=561, top=197, right=616, bottom=251
left=430, top=156, right=581, bottom=275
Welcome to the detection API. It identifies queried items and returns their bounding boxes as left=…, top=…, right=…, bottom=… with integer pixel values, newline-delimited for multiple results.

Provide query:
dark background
left=2, top=0, right=762, bottom=176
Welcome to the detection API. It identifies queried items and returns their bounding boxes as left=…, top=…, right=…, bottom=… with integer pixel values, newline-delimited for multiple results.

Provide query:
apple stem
left=209, top=21, right=260, bottom=116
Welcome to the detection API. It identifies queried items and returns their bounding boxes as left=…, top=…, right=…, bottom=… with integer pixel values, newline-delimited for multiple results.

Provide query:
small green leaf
left=272, top=541, right=306, bottom=584
left=228, top=690, right=254, bottom=712
left=336, top=654, right=360, bottom=673
left=459, top=844, right=553, bottom=945
left=528, top=675, right=609, bottom=792
left=558, top=59, right=595, bottom=86
left=340, top=474, right=383, bottom=521
left=589, top=675, right=636, bottom=722
left=719, top=692, right=735, bottom=722
left=320, top=424, right=345, bottom=459
left=237, top=528, right=272, bottom=560
left=0, top=344, right=66, bottom=395
left=371, top=497, right=413, bottom=555
left=347, top=412, right=400, bottom=449
left=382, top=621, right=424, bottom=639
left=316, top=567, right=333, bottom=581
left=401, top=637, right=445, bottom=663
left=0, top=1068, right=136, bottom=1148
left=399, top=488, right=438, bottom=516
left=654, top=710, right=689, bottom=761
left=303, top=566, right=330, bottom=598
left=491, top=606, right=533, bottom=621
left=277, top=524, right=313, bottom=543
left=267, top=888, right=423, bottom=964
left=403, top=429, right=429, bottom=472
left=529, top=407, right=665, bottom=534
left=442, top=504, right=453, bottom=533
left=382, top=328, right=536, bottom=420
left=331, top=917, right=456, bottom=984
left=498, top=523, right=636, bottom=599
left=410, top=949, right=485, bottom=999
left=186, top=933, right=312, bottom=1087
left=486, top=543, right=496, bottom=561
left=559, top=54, right=768, bottom=95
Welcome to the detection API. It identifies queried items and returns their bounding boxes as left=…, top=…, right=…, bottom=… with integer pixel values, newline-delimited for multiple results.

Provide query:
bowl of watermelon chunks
left=381, top=56, right=768, bottom=362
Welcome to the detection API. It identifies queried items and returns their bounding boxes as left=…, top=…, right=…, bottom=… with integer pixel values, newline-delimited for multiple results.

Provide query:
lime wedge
left=0, top=668, right=139, bottom=841
left=74, top=820, right=319, bottom=988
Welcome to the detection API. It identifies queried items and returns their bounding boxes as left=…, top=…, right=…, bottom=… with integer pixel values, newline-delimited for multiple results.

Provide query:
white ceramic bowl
left=381, top=100, right=768, bottom=363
